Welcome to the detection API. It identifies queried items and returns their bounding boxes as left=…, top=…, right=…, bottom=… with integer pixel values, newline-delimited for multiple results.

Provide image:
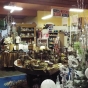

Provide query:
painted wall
left=69, top=9, right=88, bottom=17
left=23, top=11, right=62, bottom=28
left=23, top=9, right=88, bottom=28
left=15, top=19, right=24, bottom=23
left=69, top=9, right=88, bottom=26
left=23, top=17, right=37, bottom=24
left=37, top=11, right=62, bottom=28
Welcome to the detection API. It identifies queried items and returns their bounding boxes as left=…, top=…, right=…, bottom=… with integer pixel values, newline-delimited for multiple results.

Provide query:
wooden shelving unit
left=37, top=38, right=48, bottom=49
left=16, top=23, right=36, bottom=45
left=48, top=30, right=58, bottom=49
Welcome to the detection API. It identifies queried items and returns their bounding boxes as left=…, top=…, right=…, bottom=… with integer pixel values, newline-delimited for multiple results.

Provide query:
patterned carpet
left=0, top=74, right=29, bottom=88
left=0, top=68, right=40, bottom=88
left=0, top=70, right=23, bottom=77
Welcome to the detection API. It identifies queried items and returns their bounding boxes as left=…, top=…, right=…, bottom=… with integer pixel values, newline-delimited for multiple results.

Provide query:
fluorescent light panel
left=69, top=8, right=84, bottom=12
left=12, top=22, right=16, bottom=25
left=3, top=5, right=23, bottom=13
left=42, top=14, right=52, bottom=20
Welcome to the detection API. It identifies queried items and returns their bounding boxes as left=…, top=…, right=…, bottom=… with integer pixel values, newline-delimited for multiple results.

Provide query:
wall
left=35, top=10, right=88, bottom=28
left=37, top=11, right=62, bottom=28
left=69, top=9, right=88, bottom=26
left=23, top=9, right=88, bottom=28
left=23, top=11, right=62, bottom=28
left=69, top=9, right=88, bottom=17
left=15, top=19, right=24, bottom=23
left=23, top=17, right=37, bottom=24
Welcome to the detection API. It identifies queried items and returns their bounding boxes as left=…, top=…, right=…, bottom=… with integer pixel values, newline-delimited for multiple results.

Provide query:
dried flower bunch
left=4, top=37, right=13, bottom=44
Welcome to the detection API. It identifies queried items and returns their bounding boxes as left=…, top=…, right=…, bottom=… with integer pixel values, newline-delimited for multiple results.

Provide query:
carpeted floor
left=0, top=67, right=57, bottom=88
left=0, top=67, right=30, bottom=88
left=0, top=74, right=29, bottom=88
left=0, top=70, right=23, bottom=77
left=0, top=67, right=24, bottom=77
left=0, top=67, right=40, bottom=88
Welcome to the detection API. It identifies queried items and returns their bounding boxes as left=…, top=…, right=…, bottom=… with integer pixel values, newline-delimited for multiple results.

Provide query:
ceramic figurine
left=15, top=36, right=21, bottom=44
left=56, top=75, right=61, bottom=88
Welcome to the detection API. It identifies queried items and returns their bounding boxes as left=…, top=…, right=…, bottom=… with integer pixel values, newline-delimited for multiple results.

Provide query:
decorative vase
left=9, top=44, right=14, bottom=51
left=4, top=44, right=9, bottom=51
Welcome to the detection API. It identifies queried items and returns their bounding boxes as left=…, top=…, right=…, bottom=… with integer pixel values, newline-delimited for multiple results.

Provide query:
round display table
left=14, top=59, right=60, bottom=88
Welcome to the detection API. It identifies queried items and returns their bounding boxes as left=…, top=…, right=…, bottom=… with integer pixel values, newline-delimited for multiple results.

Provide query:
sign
left=70, top=14, right=78, bottom=24
left=52, top=9, right=61, bottom=16
left=51, top=9, right=69, bottom=17
left=62, top=17, right=68, bottom=26
left=84, top=17, right=88, bottom=24
left=42, top=29, right=49, bottom=39
left=61, top=10, right=69, bottom=17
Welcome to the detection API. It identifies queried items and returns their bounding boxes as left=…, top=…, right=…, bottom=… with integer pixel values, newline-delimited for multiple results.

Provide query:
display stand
left=48, top=30, right=58, bottom=49
left=14, top=59, right=60, bottom=88
left=16, top=23, right=36, bottom=45
left=59, top=32, right=68, bottom=47
left=37, top=38, right=48, bottom=49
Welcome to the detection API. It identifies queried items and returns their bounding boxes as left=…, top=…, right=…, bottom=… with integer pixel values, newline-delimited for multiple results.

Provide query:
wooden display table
left=0, top=51, right=25, bottom=68
left=14, top=59, right=60, bottom=88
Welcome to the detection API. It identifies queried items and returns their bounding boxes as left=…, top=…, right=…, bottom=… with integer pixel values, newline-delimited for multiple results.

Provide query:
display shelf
left=37, top=38, right=48, bottom=48
left=48, top=30, right=58, bottom=49
left=49, top=43, right=54, bottom=44
left=49, top=32, right=58, bottom=33
left=21, top=30, right=34, bottom=33
left=17, top=23, right=36, bottom=44
left=49, top=35, right=57, bottom=37
left=21, top=36, right=34, bottom=38
left=49, top=32, right=58, bottom=34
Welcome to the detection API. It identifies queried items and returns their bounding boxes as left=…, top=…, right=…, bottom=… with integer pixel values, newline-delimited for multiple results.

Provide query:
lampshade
left=41, top=79, right=56, bottom=88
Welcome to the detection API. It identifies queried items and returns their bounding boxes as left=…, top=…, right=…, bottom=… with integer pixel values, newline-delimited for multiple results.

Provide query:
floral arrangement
left=4, top=37, right=13, bottom=44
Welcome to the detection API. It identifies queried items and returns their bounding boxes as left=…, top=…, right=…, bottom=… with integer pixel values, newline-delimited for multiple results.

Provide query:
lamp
left=3, top=5, right=23, bottom=13
left=69, top=8, right=84, bottom=12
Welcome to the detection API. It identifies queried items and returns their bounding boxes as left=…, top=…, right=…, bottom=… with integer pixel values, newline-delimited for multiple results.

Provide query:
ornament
left=41, top=79, right=56, bottom=88
left=85, top=68, right=88, bottom=78
left=59, top=65, right=69, bottom=74
left=68, top=56, right=78, bottom=68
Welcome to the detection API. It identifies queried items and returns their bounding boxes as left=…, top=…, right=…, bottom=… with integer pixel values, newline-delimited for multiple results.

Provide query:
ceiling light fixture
left=41, top=14, right=52, bottom=20
left=12, top=21, right=16, bottom=25
left=69, top=8, right=84, bottom=12
left=3, top=5, right=23, bottom=13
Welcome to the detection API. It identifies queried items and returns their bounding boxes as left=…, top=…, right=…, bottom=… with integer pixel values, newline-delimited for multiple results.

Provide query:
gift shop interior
left=0, top=0, right=88, bottom=88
